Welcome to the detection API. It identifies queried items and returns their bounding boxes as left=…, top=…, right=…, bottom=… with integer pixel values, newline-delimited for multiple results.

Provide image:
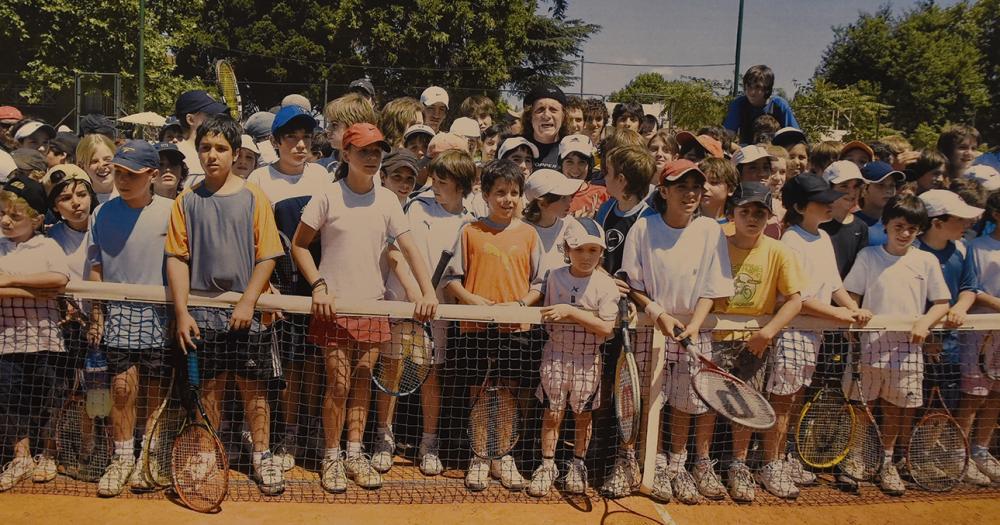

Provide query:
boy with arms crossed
left=166, top=115, right=286, bottom=496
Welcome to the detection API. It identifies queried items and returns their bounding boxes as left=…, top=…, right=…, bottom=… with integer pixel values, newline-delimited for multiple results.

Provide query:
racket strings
left=614, top=358, right=639, bottom=443
left=909, top=415, right=967, bottom=491
left=796, top=390, right=854, bottom=468
left=846, top=409, right=883, bottom=481
left=147, top=406, right=183, bottom=487
left=172, top=426, right=228, bottom=511
left=469, top=388, right=519, bottom=459
left=692, top=369, right=775, bottom=429
left=373, top=323, right=433, bottom=395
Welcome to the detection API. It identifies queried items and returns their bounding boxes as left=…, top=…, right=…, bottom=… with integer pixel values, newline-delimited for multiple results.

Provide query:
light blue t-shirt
left=88, top=195, right=172, bottom=349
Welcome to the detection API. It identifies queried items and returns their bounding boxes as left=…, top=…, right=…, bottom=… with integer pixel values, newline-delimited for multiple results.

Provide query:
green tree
left=609, top=72, right=729, bottom=132
left=816, top=1, right=990, bottom=142
left=790, top=79, right=894, bottom=143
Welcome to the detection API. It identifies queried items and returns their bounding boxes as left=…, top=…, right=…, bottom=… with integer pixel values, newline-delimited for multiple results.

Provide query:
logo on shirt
left=606, top=229, right=624, bottom=252
left=731, top=263, right=763, bottom=307
left=484, top=242, right=520, bottom=273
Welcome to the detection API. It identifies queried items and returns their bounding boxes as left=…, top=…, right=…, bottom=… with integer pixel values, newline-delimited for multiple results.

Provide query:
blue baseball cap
left=112, top=140, right=160, bottom=172
left=271, top=105, right=317, bottom=135
left=154, top=141, right=185, bottom=164
left=861, top=161, right=905, bottom=184
left=174, top=90, right=229, bottom=119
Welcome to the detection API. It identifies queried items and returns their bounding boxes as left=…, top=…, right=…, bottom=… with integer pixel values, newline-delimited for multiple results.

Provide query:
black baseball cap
left=49, top=132, right=80, bottom=155
left=782, top=173, right=845, bottom=205
left=11, top=148, right=48, bottom=173
left=2, top=175, right=48, bottom=215
left=174, top=90, right=229, bottom=119
left=729, top=181, right=774, bottom=213
left=79, top=114, right=116, bottom=139
left=524, top=83, right=567, bottom=107
left=349, top=78, right=375, bottom=98
left=382, top=148, right=420, bottom=178
left=154, top=142, right=185, bottom=164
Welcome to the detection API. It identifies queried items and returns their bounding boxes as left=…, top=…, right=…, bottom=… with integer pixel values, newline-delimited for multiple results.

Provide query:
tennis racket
left=796, top=378, right=855, bottom=468
left=907, top=385, right=968, bottom=492
left=431, top=250, right=453, bottom=289
left=142, top=373, right=183, bottom=489
left=468, top=357, right=520, bottom=459
left=842, top=347, right=884, bottom=483
left=613, top=296, right=641, bottom=446
left=271, top=231, right=298, bottom=296
left=979, top=333, right=998, bottom=381
left=171, top=344, right=229, bottom=512
left=673, top=327, right=776, bottom=430
left=54, top=368, right=113, bottom=482
left=214, top=59, right=242, bottom=120
left=372, top=320, right=434, bottom=397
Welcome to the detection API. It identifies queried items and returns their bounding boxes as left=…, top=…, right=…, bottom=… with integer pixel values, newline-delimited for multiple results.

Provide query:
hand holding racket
left=672, top=327, right=775, bottom=430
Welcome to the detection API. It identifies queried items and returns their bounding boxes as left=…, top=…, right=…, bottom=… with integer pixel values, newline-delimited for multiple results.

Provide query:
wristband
left=310, top=278, right=327, bottom=291
left=644, top=301, right=665, bottom=320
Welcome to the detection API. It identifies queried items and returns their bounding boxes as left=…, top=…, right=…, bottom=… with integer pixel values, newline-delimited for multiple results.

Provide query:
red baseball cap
left=0, top=106, right=23, bottom=123
left=659, top=159, right=706, bottom=185
left=342, top=123, right=390, bottom=152
left=675, top=131, right=724, bottom=159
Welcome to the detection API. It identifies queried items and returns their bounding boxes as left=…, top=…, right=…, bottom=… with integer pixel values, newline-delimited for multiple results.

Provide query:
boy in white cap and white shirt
left=420, top=86, right=449, bottom=133
left=522, top=169, right=583, bottom=275
left=497, top=137, right=539, bottom=178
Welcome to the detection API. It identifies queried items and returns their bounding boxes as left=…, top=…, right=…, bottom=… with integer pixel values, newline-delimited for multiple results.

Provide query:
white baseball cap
left=0, top=149, right=15, bottom=183
left=822, top=160, right=865, bottom=185
left=564, top=217, right=607, bottom=249
left=420, top=86, right=449, bottom=109
left=524, top=169, right=583, bottom=201
left=732, top=144, right=775, bottom=165
left=498, top=136, right=539, bottom=160
left=239, top=135, right=261, bottom=155
left=281, top=94, right=311, bottom=112
left=919, top=189, right=984, bottom=219
left=559, top=134, right=594, bottom=160
left=403, top=124, right=436, bottom=142
left=14, top=121, right=56, bottom=141
left=964, top=165, right=1000, bottom=192
left=449, top=117, right=480, bottom=138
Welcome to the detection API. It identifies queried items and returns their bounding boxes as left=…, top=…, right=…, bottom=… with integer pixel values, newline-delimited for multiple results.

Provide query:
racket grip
left=431, top=250, right=453, bottom=289
left=671, top=326, right=694, bottom=347
left=187, top=339, right=202, bottom=387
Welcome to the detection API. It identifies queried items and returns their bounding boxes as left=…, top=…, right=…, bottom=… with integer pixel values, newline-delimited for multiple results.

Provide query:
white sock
left=542, top=457, right=555, bottom=468
left=146, top=436, right=157, bottom=453
left=376, top=425, right=392, bottom=439
left=655, top=452, right=669, bottom=469
left=114, top=439, right=134, bottom=458
left=573, top=456, right=586, bottom=469
left=420, top=433, right=437, bottom=451
left=972, top=444, right=989, bottom=458
left=668, top=451, right=687, bottom=470
left=325, top=448, right=341, bottom=461
left=884, top=450, right=894, bottom=464
left=623, top=448, right=636, bottom=460
left=252, top=451, right=264, bottom=466
left=347, top=441, right=363, bottom=457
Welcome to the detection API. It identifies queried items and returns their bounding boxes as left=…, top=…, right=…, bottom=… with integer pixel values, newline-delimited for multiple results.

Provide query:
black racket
left=467, top=357, right=520, bottom=460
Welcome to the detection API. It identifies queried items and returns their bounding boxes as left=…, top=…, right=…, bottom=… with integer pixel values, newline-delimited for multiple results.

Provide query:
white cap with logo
left=919, top=189, right=984, bottom=219
left=524, top=168, right=583, bottom=201
left=822, top=160, right=865, bottom=185
left=420, top=86, right=450, bottom=109
left=564, top=217, right=607, bottom=249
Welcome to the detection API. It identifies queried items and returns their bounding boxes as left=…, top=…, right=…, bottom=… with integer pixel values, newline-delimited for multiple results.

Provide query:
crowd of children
left=1, top=63, right=999, bottom=504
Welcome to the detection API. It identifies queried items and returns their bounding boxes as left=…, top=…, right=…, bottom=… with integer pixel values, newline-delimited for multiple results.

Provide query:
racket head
left=614, top=351, right=642, bottom=445
left=795, top=386, right=854, bottom=468
left=691, top=367, right=776, bottom=429
left=214, top=60, right=241, bottom=120
left=171, top=422, right=229, bottom=512
left=908, top=407, right=969, bottom=492
left=468, top=386, right=520, bottom=459
left=846, top=406, right=884, bottom=482
left=372, top=320, right=433, bottom=397
left=146, top=402, right=184, bottom=488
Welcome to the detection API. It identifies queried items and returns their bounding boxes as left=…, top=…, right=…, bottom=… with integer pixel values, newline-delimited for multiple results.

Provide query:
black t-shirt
left=531, top=139, right=560, bottom=171
left=600, top=202, right=649, bottom=274
left=819, top=217, right=869, bottom=279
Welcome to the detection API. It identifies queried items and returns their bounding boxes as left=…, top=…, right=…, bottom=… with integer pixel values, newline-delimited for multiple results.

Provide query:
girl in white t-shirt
left=522, top=169, right=582, bottom=277
left=778, top=174, right=871, bottom=490
left=292, top=124, right=437, bottom=493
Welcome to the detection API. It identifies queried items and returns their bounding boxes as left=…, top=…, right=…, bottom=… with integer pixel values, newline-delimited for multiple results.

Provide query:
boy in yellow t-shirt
left=714, top=181, right=803, bottom=502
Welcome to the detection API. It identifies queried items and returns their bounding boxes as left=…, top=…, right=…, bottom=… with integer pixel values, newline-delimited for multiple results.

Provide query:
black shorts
left=275, top=314, right=321, bottom=363
left=0, top=352, right=59, bottom=444
left=104, top=345, right=173, bottom=378
left=451, top=326, right=548, bottom=388
left=198, top=329, right=281, bottom=383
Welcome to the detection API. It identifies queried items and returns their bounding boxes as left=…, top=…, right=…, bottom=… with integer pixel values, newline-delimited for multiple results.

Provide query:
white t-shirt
left=48, top=222, right=90, bottom=282
left=0, top=235, right=69, bottom=354
left=843, top=245, right=950, bottom=316
left=247, top=163, right=330, bottom=238
left=781, top=225, right=843, bottom=305
left=621, top=215, right=733, bottom=315
left=542, top=266, right=619, bottom=354
left=969, top=235, right=1000, bottom=314
left=532, top=217, right=570, bottom=277
left=300, top=179, right=410, bottom=302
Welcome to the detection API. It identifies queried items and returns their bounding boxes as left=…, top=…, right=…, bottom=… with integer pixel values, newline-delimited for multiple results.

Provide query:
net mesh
left=0, top=285, right=998, bottom=506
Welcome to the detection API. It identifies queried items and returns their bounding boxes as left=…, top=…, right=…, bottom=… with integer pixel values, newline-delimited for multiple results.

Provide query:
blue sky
left=561, top=0, right=959, bottom=97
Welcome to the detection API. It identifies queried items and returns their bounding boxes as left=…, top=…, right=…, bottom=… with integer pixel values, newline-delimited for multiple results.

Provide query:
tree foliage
left=609, top=72, right=730, bottom=132
left=816, top=0, right=994, bottom=144
left=791, top=79, right=894, bottom=143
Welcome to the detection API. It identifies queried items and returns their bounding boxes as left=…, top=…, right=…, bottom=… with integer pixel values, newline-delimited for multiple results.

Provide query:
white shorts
left=766, top=331, right=820, bottom=396
left=664, top=331, right=714, bottom=416
left=536, top=348, right=601, bottom=414
left=844, top=365, right=923, bottom=408
left=961, top=330, right=1000, bottom=397
left=382, top=320, right=446, bottom=366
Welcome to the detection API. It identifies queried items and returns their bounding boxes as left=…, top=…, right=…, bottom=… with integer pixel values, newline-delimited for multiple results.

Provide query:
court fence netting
left=1, top=281, right=998, bottom=507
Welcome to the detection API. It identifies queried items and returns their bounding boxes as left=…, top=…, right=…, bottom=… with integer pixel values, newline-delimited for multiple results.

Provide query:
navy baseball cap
left=174, top=90, right=229, bottom=119
left=112, top=140, right=160, bottom=173
left=782, top=173, right=845, bottom=205
left=861, top=161, right=905, bottom=184
left=154, top=142, right=185, bottom=164
left=271, top=105, right=317, bottom=136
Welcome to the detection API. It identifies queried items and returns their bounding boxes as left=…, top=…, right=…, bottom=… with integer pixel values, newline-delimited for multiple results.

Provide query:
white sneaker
left=419, top=443, right=444, bottom=476
left=649, top=464, right=672, bottom=502
left=962, top=461, right=991, bottom=486
left=564, top=461, right=588, bottom=494
left=254, top=452, right=285, bottom=496
left=600, top=454, right=638, bottom=498
left=98, top=454, right=135, bottom=497
left=727, top=461, right=756, bottom=503
left=272, top=433, right=297, bottom=472
left=0, top=457, right=34, bottom=492
left=490, top=454, right=525, bottom=491
left=756, top=460, right=799, bottom=499
left=669, top=467, right=700, bottom=505
left=691, top=458, right=726, bottom=500
left=527, top=462, right=558, bottom=497
left=345, top=454, right=383, bottom=489
left=785, top=453, right=817, bottom=486
left=466, top=457, right=490, bottom=491
left=320, top=456, right=347, bottom=494
left=878, top=463, right=905, bottom=496
left=32, top=454, right=56, bottom=484
left=973, top=451, right=1000, bottom=482
left=371, top=433, right=395, bottom=474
